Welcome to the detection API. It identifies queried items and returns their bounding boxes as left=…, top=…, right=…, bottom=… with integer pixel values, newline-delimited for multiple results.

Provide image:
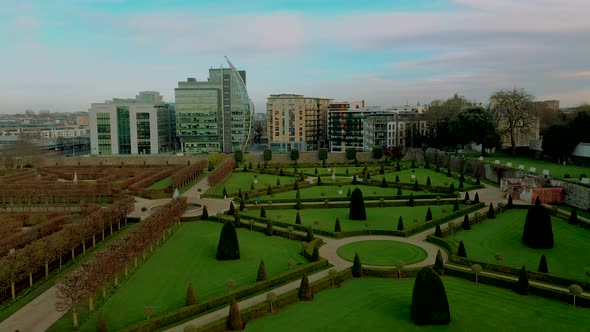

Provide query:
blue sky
left=1, top=0, right=590, bottom=113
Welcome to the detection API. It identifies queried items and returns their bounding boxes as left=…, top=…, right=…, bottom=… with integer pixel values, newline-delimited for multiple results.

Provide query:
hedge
left=120, top=260, right=329, bottom=332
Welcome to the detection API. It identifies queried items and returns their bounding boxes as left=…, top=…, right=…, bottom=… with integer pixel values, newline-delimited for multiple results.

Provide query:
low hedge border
left=444, top=265, right=590, bottom=307
left=120, top=260, right=329, bottom=332
left=189, top=268, right=353, bottom=332
left=248, top=192, right=459, bottom=205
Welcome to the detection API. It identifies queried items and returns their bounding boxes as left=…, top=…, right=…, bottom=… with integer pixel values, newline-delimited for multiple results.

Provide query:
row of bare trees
left=0, top=182, right=113, bottom=205
left=127, top=166, right=183, bottom=192
left=0, top=214, right=67, bottom=257
left=55, top=197, right=187, bottom=329
left=207, top=158, right=235, bottom=188
left=0, top=198, right=135, bottom=303
left=172, top=160, right=208, bottom=189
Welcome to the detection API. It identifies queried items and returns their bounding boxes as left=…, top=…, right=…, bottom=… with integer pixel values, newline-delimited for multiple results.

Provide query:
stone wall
left=43, top=155, right=206, bottom=167
left=425, top=148, right=590, bottom=210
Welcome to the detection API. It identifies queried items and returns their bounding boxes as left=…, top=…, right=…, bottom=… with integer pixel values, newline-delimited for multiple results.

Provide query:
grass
left=555, top=203, right=590, bottom=220
left=478, top=152, right=590, bottom=180
left=381, top=168, right=470, bottom=189
left=56, top=222, right=308, bottom=332
left=337, top=241, right=428, bottom=266
left=446, top=209, right=590, bottom=281
left=208, top=173, right=298, bottom=196
left=243, top=205, right=464, bottom=232
left=245, top=277, right=590, bottom=332
left=259, top=184, right=423, bottom=200
left=147, top=176, right=172, bottom=189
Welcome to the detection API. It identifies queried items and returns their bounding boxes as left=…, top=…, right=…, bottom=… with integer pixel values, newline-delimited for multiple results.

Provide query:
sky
left=1, top=0, right=590, bottom=114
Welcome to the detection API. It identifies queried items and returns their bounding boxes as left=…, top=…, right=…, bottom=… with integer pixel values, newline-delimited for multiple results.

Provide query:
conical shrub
left=227, top=298, right=243, bottom=331
left=538, top=254, right=548, bottom=273
left=515, top=266, right=529, bottom=295
left=334, top=218, right=342, bottom=232
left=487, top=203, right=496, bottom=219
left=352, top=252, right=363, bottom=278
left=410, top=267, right=450, bottom=326
left=433, top=250, right=444, bottom=275
left=216, top=221, right=240, bottom=260
left=461, top=214, right=471, bottom=230
left=298, top=272, right=313, bottom=301
left=425, top=208, right=433, bottom=221
left=349, top=188, right=366, bottom=220
left=397, top=216, right=404, bottom=231
left=257, top=260, right=268, bottom=281
left=457, top=241, right=467, bottom=257
left=185, top=283, right=197, bottom=305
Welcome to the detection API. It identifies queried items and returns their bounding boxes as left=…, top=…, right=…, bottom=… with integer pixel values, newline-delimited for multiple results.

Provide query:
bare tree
left=55, top=269, right=88, bottom=329
left=471, top=264, right=483, bottom=284
left=490, top=89, right=535, bottom=154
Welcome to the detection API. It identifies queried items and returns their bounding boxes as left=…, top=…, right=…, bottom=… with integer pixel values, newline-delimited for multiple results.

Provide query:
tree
left=569, top=208, right=579, bottom=225
left=487, top=203, right=496, bottom=219
left=569, top=284, right=583, bottom=307
left=349, top=188, right=366, bottom=220
left=490, top=88, right=535, bottom=155
left=471, top=264, right=482, bottom=284
left=410, top=267, right=451, bottom=326
left=455, top=107, right=500, bottom=156
left=266, top=292, right=277, bottom=313
left=425, top=208, right=433, bottom=221
left=256, top=260, right=268, bottom=282
left=295, top=212, right=302, bottom=225
left=298, top=272, right=313, bottom=301
left=234, top=150, right=244, bottom=163
left=334, top=218, right=342, bottom=232
left=515, top=265, right=529, bottom=295
left=346, top=148, right=357, bottom=161
left=185, top=283, right=197, bottom=305
left=290, top=149, right=299, bottom=162
left=542, top=124, right=579, bottom=163
left=55, top=269, right=87, bottom=329
left=461, top=214, right=471, bottom=230
left=318, top=148, right=328, bottom=161
left=397, top=216, right=404, bottom=231
left=372, top=147, right=383, bottom=159
left=306, top=226, right=314, bottom=242
left=457, top=241, right=467, bottom=257
left=522, top=197, right=554, bottom=249
left=394, top=260, right=405, bottom=279
left=352, top=252, right=362, bottom=278
left=538, top=254, right=548, bottom=273
left=263, top=148, right=272, bottom=162
left=433, top=249, right=444, bottom=275
left=227, top=298, right=243, bottom=331
left=434, top=224, right=442, bottom=237
left=97, top=312, right=108, bottom=332
left=216, top=221, right=240, bottom=261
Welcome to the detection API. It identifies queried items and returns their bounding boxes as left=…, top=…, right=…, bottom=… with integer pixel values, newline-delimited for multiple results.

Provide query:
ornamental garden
left=1, top=148, right=589, bottom=331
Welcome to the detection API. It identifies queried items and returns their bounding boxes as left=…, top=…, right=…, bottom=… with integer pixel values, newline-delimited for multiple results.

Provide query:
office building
left=89, top=91, right=175, bottom=155
left=267, top=94, right=333, bottom=152
left=175, top=58, right=253, bottom=154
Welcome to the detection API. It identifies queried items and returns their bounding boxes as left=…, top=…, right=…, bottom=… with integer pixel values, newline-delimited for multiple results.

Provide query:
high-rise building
left=267, top=94, right=333, bottom=152
left=328, top=102, right=385, bottom=152
left=175, top=58, right=253, bottom=154
left=89, top=91, right=175, bottom=155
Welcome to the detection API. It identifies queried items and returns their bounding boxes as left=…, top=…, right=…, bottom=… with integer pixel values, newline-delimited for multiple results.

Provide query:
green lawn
left=243, top=205, right=464, bottom=232
left=245, top=277, right=590, bottom=332
left=381, top=168, right=468, bottom=188
left=337, top=241, right=428, bottom=266
left=52, top=222, right=308, bottom=332
left=479, top=152, right=590, bottom=180
left=259, top=184, right=423, bottom=200
left=147, top=176, right=172, bottom=189
left=208, top=173, right=298, bottom=196
left=447, top=209, right=590, bottom=280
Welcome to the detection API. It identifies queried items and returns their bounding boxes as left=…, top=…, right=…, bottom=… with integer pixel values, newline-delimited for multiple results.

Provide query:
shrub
left=396, top=187, right=402, bottom=196
left=414, top=180, right=420, bottom=191
left=346, top=188, right=351, bottom=197
left=239, top=199, right=245, bottom=212
left=228, top=202, right=235, bottom=215
left=435, top=164, right=441, bottom=172
left=295, top=197, right=303, bottom=210
left=457, top=240, right=467, bottom=257
left=487, top=203, right=496, bottom=219
left=410, top=267, right=450, bottom=326
left=250, top=182, right=255, bottom=190
left=141, top=207, right=147, bottom=212
left=346, top=148, right=357, bottom=161
left=373, top=147, right=383, bottom=159
left=426, top=176, right=431, bottom=186
left=460, top=173, right=465, bottom=182
left=397, top=216, right=404, bottom=231
left=507, top=195, right=514, bottom=209
left=564, top=173, right=571, bottom=178
left=434, top=224, right=442, bottom=238
left=458, top=181, right=464, bottom=189
left=223, top=186, right=228, bottom=197
left=248, top=161, right=253, bottom=169
left=317, top=176, right=322, bottom=186
left=234, top=150, right=244, bottom=162
left=522, top=197, right=554, bottom=249
left=411, top=160, right=417, bottom=169
left=424, top=161, right=431, bottom=169
left=349, top=188, right=367, bottom=220
left=263, top=148, right=272, bottom=161
left=185, top=283, right=197, bottom=305
left=381, top=177, right=387, bottom=188
left=569, top=207, right=579, bottom=225
left=290, top=149, right=299, bottom=161
left=298, top=272, right=313, bottom=301
left=334, top=217, right=342, bottom=232
left=433, top=250, right=444, bottom=275
left=538, top=254, right=548, bottom=273
left=265, top=219, right=273, bottom=236
left=475, top=177, right=481, bottom=185
left=408, top=194, right=415, bottom=207
left=257, top=260, right=268, bottom=282
left=306, top=225, right=314, bottom=242
left=449, top=183, right=455, bottom=194
left=395, top=175, right=400, bottom=183
left=515, top=266, right=529, bottom=295
left=227, top=298, right=243, bottom=330
left=425, top=208, right=433, bottom=221
left=446, top=169, right=451, bottom=177
left=453, top=199, right=459, bottom=212
left=352, top=252, right=362, bottom=278
left=97, top=312, right=108, bottom=332
left=296, top=212, right=302, bottom=225
left=318, top=148, right=328, bottom=161
left=312, top=246, right=320, bottom=262
left=461, top=214, right=471, bottom=230
left=267, top=184, right=272, bottom=195
left=464, top=192, right=470, bottom=203
left=380, top=165, right=385, bottom=175
left=216, top=221, right=240, bottom=260
left=293, top=181, right=299, bottom=190
left=352, top=175, right=358, bottom=184
left=201, top=205, right=209, bottom=220
left=473, top=192, right=480, bottom=204
left=260, top=205, right=267, bottom=218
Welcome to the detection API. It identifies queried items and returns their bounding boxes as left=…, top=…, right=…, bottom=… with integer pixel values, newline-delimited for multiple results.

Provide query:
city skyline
left=2, top=0, right=590, bottom=114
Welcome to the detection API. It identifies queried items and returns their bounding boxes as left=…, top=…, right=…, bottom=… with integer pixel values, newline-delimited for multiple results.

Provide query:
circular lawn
left=337, top=240, right=428, bottom=266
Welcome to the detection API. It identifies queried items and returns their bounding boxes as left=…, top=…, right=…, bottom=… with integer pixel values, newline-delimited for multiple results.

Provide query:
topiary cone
left=410, top=267, right=450, bottom=326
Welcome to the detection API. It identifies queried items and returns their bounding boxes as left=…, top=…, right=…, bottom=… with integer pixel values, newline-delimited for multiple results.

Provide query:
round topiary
left=216, top=221, right=240, bottom=261
left=410, top=267, right=451, bottom=326
left=349, top=188, right=366, bottom=220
